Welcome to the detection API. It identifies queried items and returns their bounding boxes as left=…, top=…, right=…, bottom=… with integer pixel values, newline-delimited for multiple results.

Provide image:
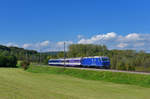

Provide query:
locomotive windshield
left=102, top=57, right=109, bottom=61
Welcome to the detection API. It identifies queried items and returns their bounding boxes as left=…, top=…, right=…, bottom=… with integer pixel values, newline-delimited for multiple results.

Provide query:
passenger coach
left=48, top=56, right=110, bottom=69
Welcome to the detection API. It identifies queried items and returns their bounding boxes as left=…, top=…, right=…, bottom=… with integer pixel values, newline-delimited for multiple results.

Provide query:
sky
left=0, top=0, right=150, bottom=52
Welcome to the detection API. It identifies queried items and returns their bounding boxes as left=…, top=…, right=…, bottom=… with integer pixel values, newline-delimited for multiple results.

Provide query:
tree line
left=0, top=55, right=17, bottom=67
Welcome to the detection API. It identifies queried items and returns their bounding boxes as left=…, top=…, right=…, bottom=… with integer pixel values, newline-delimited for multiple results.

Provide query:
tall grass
left=28, top=65, right=150, bottom=87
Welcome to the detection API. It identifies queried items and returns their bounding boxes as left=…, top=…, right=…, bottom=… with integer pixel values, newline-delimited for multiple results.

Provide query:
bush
left=7, top=56, right=17, bottom=67
left=116, top=61, right=127, bottom=70
left=43, top=58, right=49, bottom=65
left=128, top=65, right=135, bottom=71
left=21, top=61, right=30, bottom=70
left=0, top=55, right=17, bottom=67
left=126, top=61, right=135, bottom=71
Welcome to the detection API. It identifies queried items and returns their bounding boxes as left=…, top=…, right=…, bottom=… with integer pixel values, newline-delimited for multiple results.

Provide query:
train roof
left=49, top=56, right=109, bottom=60
left=83, top=56, right=109, bottom=58
left=49, top=58, right=82, bottom=60
left=62, top=58, right=82, bottom=60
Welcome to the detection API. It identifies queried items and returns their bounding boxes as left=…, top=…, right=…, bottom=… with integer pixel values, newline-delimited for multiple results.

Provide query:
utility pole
left=39, top=48, right=42, bottom=66
left=100, top=35, right=105, bottom=56
left=64, top=42, right=66, bottom=69
left=26, top=51, right=28, bottom=61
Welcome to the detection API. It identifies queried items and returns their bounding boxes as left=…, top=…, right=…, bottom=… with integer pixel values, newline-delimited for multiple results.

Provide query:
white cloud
left=77, top=35, right=83, bottom=39
left=103, top=32, right=116, bottom=39
left=117, top=43, right=128, bottom=48
left=19, top=40, right=73, bottom=52
left=57, top=42, right=65, bottom=46
left=57, top=41, right=73, bottom=46
left=5, top=42, right=19, bottom=47
left=22, top=44, right=32, bottom=49
left=78, top=32, right=117, bottom=44
left=134, top=43, right=144, bottom=47
left=77, top=32, right=150, bottom=51
left=32, top=40, right=51, bottom=51
left=125, top=33, right=140, bottom=40
left=39, top=40, right=50, bottom=47
left=21, top=41, right=51, bottom=51
left=118, top=33, right=141, bottom=42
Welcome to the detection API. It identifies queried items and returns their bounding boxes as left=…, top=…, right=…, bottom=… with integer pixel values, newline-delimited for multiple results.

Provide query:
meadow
left=0, top=66, right=150, bottom=99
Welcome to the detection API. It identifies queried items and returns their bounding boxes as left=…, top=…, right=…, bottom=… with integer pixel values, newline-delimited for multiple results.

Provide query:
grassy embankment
left=28, top=65, right=150, bottom=87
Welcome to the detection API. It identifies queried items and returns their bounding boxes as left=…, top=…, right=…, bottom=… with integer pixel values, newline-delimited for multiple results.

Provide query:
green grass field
left=0, top=68, right=150, bottom=99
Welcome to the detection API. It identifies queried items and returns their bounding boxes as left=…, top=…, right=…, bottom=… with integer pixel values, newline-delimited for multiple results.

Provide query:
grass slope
left=28, top=65, right=150, bottom=87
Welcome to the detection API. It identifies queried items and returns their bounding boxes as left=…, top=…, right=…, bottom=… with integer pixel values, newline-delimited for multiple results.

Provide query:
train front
left=101, top=57, right=110, bottom=69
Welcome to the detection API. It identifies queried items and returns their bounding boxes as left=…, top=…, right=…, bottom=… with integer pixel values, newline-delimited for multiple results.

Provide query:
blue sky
left=0, top=0, right=150, bottom=51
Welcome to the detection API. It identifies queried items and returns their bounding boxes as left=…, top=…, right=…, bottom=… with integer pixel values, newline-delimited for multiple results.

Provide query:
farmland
left=0, top=67, right=150, bottom=99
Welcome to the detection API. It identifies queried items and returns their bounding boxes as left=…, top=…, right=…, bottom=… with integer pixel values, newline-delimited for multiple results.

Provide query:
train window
left=66, top=60, right=69, bottom=63
left=50, top=60, right=59, bottom=63
left=75, top=60, right=80, bottom=63
left=99, top=58, right=101, bottom=62
left=70, top=60, right=80, bottom=63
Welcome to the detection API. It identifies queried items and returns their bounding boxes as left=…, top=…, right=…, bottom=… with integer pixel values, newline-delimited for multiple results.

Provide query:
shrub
left=126, top=61, right=135, bottom=71
left=44, top=58, right=49, bottom=65
left=21, top=61, right=30, bottom=70
left=7, top=56, right=17, bottom=67
left=116, top=61, right=127, bottom=70
left=128, top=65, right=135, bottom=71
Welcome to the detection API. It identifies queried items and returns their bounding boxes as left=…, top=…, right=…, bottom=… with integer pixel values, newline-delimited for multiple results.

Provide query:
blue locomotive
left=48, top=56, right=110, bottom=69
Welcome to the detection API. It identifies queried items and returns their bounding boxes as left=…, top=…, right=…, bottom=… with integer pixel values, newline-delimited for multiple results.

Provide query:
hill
left=0, top=45, right=62, bottom=63
left=42, top=51, right=61, bottom=55
left=0, top=45, right=38, bottom=61
left=0, top=45, right=37, bottom=55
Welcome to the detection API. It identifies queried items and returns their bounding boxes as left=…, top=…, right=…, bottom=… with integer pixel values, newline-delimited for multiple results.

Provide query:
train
left=48, top=56, right=110, bottom=69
